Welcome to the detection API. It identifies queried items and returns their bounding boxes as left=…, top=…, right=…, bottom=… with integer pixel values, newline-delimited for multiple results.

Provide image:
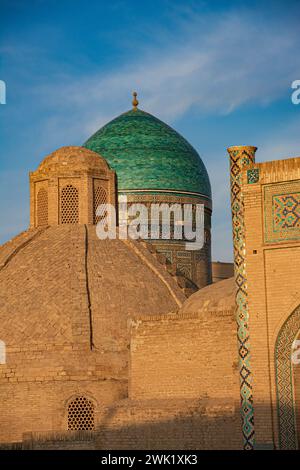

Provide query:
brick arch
left=275, top=303, right=300, bottom=449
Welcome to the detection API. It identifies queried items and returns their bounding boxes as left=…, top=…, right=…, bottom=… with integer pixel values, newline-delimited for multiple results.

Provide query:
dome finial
left=132, top=91, right=139, bottom=111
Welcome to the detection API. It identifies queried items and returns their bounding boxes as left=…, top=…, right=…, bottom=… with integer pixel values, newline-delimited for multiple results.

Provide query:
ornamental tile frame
left=227, top=145, right=257, bottom=450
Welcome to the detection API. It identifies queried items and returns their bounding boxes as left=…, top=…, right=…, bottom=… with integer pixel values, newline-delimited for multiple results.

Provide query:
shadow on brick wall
left=0, top=401, right=279, bottom=450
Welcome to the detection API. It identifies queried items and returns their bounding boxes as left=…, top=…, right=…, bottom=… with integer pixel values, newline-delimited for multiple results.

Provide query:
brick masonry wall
left=126, top=295, right=242, bottom=449
left=95, top=398, right=242, bottom=450
left=0, top=380, right=125, bottom=443
left=0, top=398, right=242, bottom=450
left=130, top=311, right=239, bottom=401
left=242, top=157, right=300, bottom=449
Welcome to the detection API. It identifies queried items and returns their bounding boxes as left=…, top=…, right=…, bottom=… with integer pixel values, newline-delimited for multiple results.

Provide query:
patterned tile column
left=227, top=145, right=257, bottom=450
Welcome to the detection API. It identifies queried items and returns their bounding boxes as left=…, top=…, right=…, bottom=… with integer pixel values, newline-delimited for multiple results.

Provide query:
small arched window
left=0, top=340, right=6, bottom=365
left=93, top=185, right=107, bottom=224
left=60, top=185, right=79, bottom=224
left=37, top=188, right=48, bottom=226
left=67, top=396, right=94, bottom=431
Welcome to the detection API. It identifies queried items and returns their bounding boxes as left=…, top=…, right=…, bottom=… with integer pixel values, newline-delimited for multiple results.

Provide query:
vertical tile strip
left=227, top=145, right=257, bottom=450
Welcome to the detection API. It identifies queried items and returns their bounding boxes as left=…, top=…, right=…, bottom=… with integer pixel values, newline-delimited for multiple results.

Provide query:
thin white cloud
left=23, top=9, right=300, bottom=143
left=1, top=6, right=300, bottom=257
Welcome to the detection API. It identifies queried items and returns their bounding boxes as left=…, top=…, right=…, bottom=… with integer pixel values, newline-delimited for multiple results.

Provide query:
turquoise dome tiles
left=84, top=109, right=211, bottom=200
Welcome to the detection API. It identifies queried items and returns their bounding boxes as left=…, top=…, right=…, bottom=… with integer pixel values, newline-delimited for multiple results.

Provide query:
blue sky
left=1, top=0, right=300, bottom=261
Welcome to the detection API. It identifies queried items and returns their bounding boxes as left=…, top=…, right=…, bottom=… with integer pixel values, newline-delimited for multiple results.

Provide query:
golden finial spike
left=132, top=91, right=139, bottom=110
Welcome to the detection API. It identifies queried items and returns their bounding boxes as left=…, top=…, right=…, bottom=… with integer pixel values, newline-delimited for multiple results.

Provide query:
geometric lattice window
left=37, top=188, right=48, bottom=226
left=67, top=396, right=94, bottom=431
left=93, top=185, right=107, bottom=224
left=60, top=185, right=79, bottom=224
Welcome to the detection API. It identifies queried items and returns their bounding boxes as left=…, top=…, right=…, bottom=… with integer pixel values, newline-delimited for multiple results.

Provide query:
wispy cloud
left=22, top=8, right=300, bottom=141
left=1, top=4, right=300, bottom=255
left=3, top=6, right=299, bottom=145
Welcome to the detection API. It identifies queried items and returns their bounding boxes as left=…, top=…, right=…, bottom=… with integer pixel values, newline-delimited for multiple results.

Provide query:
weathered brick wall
left=22, top=431, right=96, bottom=450
left=0, top=368, right=126, bottom=442
left=0, top=432, right=96, bottom=450
left=130, top=302, right=238, bottom=402
left=0, top=397, right=242, bottom=450
left=242, top=157, right=300, bottom=449
left=95, top=398, right=242, bottom=450
left=126, top=278, right=241, bottom=449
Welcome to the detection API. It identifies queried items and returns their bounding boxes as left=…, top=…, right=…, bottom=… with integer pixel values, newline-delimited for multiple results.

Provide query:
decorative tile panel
left=247, top=168, right=259, bottom=184
left=264, top=183, right=300, bottom=243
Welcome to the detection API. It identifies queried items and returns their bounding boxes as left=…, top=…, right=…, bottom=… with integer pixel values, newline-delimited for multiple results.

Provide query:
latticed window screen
left=67, top=396, right=95, bottom=431
left=37, top=188, right=48, bottom=226
left=60, top=185, right=79, bottom=224
left=93, top=185, right=107, bottom=224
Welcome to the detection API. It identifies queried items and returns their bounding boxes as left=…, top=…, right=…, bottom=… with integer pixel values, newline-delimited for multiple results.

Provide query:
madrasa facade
left=0, top=94, right=300, bottom=450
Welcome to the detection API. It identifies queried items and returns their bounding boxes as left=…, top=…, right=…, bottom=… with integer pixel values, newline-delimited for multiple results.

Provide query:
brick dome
left=0, top=225, right=186, bottom=442
left=30, top=146, right=116, bottom=227
left=38, top=146, right=110, bottom=173
left=0, top=226, right=184, bottom=351
left=180, top=277, right=235, bottom=315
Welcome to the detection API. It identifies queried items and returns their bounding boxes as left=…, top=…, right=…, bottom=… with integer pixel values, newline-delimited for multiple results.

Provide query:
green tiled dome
left=84, top=109, right=211, bottom=199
